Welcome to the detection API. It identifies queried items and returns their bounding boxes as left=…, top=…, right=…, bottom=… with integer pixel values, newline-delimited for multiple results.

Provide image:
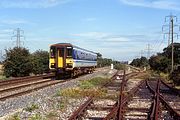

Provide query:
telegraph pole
left=162, top=14, right=179, bottom=72
left=11, top=28, right=25, bottom=48
left=171, top=17, right=174, bottom=73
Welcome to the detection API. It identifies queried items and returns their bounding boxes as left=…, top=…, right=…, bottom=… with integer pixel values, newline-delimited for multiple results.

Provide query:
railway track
left=0, top=70, right=111, bottom=101
left=68, top=70, right=180, bottom=120
left=147, top=79, right=180, bottom=119
left=0, top=73, right=54, bottom=86
left=68, top=70, right=140, bottom=120
left=107, top=79, right=180, bottom=120
left=0, top=73, right=58, bottom=101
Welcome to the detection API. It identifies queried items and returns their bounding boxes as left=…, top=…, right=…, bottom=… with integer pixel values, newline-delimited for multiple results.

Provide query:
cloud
left=0, top=29, right=12, bottom=33
left=0, top=29, right=12, bottom=39
left=71, top=32, right=148, bottom=43
left=72, top=32, right=110, bottom=38
left=120, top=0, right=180, bottom=11
left=0, top=0, right=70, bottom=8
left=1, top=19, right=29, bottom=25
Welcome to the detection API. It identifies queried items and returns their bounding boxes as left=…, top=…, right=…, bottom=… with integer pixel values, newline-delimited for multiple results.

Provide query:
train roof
left=50, top=43, right=97, bottom=54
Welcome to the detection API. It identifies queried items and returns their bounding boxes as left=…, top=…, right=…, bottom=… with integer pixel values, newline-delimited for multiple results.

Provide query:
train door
left=58, top=48, right=66, bottom=68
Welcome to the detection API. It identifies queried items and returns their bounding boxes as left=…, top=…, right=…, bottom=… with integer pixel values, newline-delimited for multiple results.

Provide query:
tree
left=97, top=53, right=102, bottom=59
left=30, top=50, right=49, bottom=74
left=149, top=55, right=170, bottom=73
left=3, top=47, right=32, bottom=77
left=149, top=43, right=180, bottom=73
left=163, top=43, right=180, bottom=65
left=130, top=57, right=149, bottom=67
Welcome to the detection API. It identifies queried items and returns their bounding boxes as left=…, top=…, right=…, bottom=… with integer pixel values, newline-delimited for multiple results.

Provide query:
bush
left=3, top=47, right=32, bottom=77
left=114, top=63, right=124, bottom=70
left=30, top=50, right=49, bottom=74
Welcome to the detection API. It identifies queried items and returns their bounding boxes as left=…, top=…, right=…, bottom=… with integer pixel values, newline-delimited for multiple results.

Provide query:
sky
left=0, top=0, right=180, bottom=61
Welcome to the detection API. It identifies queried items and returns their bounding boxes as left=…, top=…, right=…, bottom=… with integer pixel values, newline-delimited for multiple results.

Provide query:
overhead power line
left=11, top=28, right=25, bottom=48
left=145, top=44, right=153, bottom=59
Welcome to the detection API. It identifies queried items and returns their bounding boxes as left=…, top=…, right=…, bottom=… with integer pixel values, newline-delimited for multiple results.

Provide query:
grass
left=56, top=99, right=67, bottom=110
left=29, top=113, right=42, bottom=120
left=46, top=111, right=58, bottom=120
left=56, top=77, right=111, bottom=99
left=0, top=74, right=6, bottom=80
left=78, top=77, right=110, bottom=89
left=6, top=113, right=20, bottom=120
left=131, top=72, right=150, bottom=80
left=59, top=87, right=108, bottom=98
left=24, top=104, right=39, bottom=112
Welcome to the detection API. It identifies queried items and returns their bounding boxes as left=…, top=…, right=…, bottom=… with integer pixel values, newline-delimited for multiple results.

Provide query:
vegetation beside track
left=2, top=47, right=49, bottom=77
left=131, top=43, right=180, bottom=86
left=57, top=77, right=110, bottom=99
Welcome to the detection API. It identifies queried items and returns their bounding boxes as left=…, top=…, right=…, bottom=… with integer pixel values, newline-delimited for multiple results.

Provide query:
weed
left=29, top=113, right=42, bottom=120
left=6, top=113, right=20, bottom=120
left=58, top=87, right=81, bottom=98
left=79, top=77, right=109, bottom=89
left=51, top=98, right=68, bottom=110
left=56, top=77, right=110, bottom=98
left=57, top=101, right=65, bottom=110
left=24, top=104, right=39, bottom=112
left=46, top=111, right=58, bottom=120
left=0, top=75, right=6, bottom=80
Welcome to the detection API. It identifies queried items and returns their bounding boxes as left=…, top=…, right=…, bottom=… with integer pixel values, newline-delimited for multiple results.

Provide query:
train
left=49, top=43, right=97, bottom=79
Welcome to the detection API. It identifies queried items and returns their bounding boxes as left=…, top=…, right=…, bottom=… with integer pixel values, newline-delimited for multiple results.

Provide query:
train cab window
left=67, top=47, right=72, bottom=58
left=50, top=47, right=56, bottom=58
left=59, top=48, right=64, bottom=57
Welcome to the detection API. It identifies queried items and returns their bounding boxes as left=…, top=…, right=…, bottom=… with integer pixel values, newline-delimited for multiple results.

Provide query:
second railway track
left=0, top=73, right=61, bottom=101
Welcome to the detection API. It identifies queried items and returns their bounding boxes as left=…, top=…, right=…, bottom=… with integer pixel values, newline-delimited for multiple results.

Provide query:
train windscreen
left=66, top=47, right=72, bottom=58
left=50, top=46, right=56, bottom=58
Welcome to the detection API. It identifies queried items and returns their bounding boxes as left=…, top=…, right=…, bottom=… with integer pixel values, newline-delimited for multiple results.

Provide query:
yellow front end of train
left=49, top=44, right=74, bottom=78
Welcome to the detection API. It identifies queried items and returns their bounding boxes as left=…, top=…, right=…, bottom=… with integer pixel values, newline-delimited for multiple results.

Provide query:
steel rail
left=68, top=97, right=94, bottom=120
left=146, top=79, right=180, bottom=119
left=104, top=72, right=145, bottom=120
left=68, top=70, right=141, bottom=120
left=0, top=73, right=54, bottom=86
left=160, top=79, right=180, bottom=95
left=148, top=79, right=160, bottom=120
left=68, top=70, right=120, bottom=120
left=0, top=80, right=65, bottom=101
left=0, top=79, right=52, bottom=93
left=118, top=70, right=126, bottom=120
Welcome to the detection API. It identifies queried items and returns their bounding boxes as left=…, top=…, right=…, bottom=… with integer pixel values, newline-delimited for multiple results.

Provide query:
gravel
left=0, top=67, right=116, bottom=120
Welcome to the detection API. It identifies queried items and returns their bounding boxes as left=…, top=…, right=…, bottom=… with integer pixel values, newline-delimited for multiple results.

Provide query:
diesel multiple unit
left=49, top=43, right=97, bottom=78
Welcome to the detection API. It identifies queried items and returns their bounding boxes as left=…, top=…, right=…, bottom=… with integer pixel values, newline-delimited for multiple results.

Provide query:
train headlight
left=67, top=63, right=73, bottom=68
left=51, top=63, right=55, bottom=68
